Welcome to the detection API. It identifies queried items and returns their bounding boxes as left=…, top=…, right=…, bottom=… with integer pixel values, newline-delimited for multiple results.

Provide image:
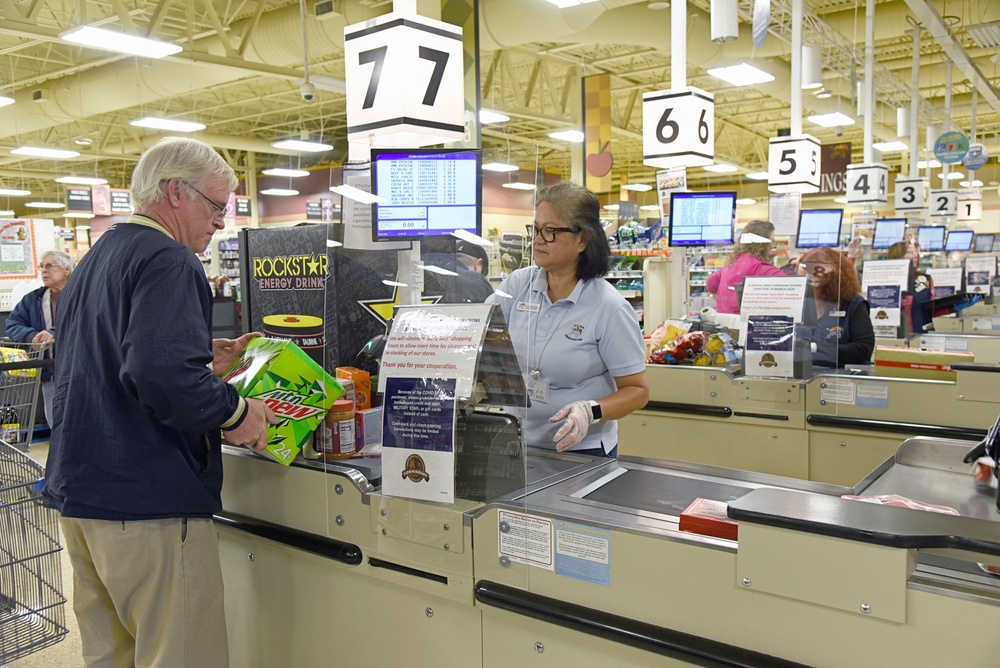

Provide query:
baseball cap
left=454, top=239, right=489, bottom=274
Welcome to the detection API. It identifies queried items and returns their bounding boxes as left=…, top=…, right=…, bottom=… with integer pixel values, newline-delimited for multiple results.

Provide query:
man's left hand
left=213, top=332, right=260, bottom=377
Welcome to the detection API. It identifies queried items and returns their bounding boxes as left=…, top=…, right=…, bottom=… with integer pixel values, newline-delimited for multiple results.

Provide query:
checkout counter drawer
left=620, top=412, right=808, bottom=479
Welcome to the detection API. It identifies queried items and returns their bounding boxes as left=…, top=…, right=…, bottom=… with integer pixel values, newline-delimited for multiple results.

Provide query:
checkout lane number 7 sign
left=344, top=15, right=465, bottom=141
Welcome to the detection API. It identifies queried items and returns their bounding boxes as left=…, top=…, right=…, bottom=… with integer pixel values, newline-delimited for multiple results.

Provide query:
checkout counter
left=620, top=363, right=998, bottom=486
left=217, top=435, right=1000, bottom=667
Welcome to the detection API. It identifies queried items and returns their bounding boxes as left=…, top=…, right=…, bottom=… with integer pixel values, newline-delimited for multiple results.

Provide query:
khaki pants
left=60, top=516, right=229, bottom=668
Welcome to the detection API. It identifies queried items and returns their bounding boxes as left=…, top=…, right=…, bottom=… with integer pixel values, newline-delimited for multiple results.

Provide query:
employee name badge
left=517, top=301, right=541, bottom=313
left=528, top=376, right=549, bottom=403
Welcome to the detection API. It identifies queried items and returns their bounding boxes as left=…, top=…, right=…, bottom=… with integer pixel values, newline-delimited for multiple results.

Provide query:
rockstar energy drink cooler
left=223, top=337, right=344, bottom=465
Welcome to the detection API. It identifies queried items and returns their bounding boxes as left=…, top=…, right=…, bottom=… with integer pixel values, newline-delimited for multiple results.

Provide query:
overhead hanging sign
left=894, top=177, right=926, bottom=212
left=962, top=142, right=989, bottom=171
left=642, top=87, right=715, bottom=169
left=933, top=130, right=969, bottom=164
left=957, top=188, right=983, bottom=225
left=818, top=142, right=851, bottom=196
left=767, top=135, right=821, bottom=194
left=929, top=189, right=958, bottom=218
left=752, top=0, right=770, bottom=48
left=845, top=163, right=888, bottom=206
left=344, top=12, right=465, bottom=147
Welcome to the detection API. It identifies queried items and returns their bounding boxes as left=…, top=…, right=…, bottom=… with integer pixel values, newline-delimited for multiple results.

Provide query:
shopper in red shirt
left=706, top=220, right=784, bottom=314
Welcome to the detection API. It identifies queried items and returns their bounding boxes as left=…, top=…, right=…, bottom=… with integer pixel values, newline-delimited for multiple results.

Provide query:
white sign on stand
left=845, top=164, right=888, bottom=205
left=929, top=189, right=958, bottom=218
left=894, top=177, right=926, bottom=211
left=861, top=259, right=910, bottom=329
left=739, top=276, right=808, bottom=378
left=927, top=267, right=963, bottom=297
left=966, top=256, right=997, bottom=295
left=642, top=87, right=715, bottom=168
left=957, top=188, right=983, bottom=223
left=344, top=12, right=465, bottom=146
left=767, top=135, right=821, bottom=193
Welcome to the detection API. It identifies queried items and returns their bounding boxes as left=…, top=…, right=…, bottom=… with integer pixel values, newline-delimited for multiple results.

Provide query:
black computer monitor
left=667, top=191, right=736, bottom=247
left=370, top=148, right=482, bottom=242
left=872, top=218, right=907, bottom=250
left=917, top=225, right=946, bottom=252
left=796, top=209, right=843, bottom=248
left=973, top=233, right=996, bottom=253
left=944, top=229, right=974, bottom=252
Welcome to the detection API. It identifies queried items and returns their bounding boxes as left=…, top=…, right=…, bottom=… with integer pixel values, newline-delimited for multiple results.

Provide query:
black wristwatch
left=588, top=400, right=602, bottom=424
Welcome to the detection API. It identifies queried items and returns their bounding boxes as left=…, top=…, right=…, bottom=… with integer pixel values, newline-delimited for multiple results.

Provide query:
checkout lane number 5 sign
left=344, top=15, right=465, bottom=140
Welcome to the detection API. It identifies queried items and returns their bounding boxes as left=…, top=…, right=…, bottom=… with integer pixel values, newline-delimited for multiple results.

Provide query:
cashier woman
left=797, top=246, right=876, bottom=367
left=487, top=182, right=649, bottom=457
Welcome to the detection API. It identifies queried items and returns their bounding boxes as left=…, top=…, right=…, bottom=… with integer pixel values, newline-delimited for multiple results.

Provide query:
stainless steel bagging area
left=217, top=434, right=1000, bottom=667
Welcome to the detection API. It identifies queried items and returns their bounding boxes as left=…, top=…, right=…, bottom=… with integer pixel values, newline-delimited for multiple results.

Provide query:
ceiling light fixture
left=639, top=204, right=660, bottom=211
left=872, top=141, right=909, bottom=152
left=544, top=0, right=600, bottom=7
left=63, top=212, right=95, bottom=219
left=74, top=137, right=93, bottom=146
left=807, top=112, right=856, bottom=127
left=12, top=146, right=81, bottom=159
left=971, top=179, right=984, bottom=187
left=75, top=225, right=92, bottom=230
left=60, top=26, right=182, bottom=58
left=479, top=109, right=510, bottom=124
left=710, top=0, right=738, bottom=43
left=548, top=129, right=585, bottom=143
left=0, top=210, right=14, bottom=217
left=707, top=63, right=775, bottom=86
left=917, top=159, right=942, bottom=169
left=259, top=188, right=299, bottom=196
left=833, top=197, right=849, bottom=204
left=502, top=181, right=536, bottom=190
left=130, top=117, right=206, bottom=133
left=55, top=176, right=108, bottom=185
left=621, top=183, right=653, bottom=191
left=26, top=201, right=65, bottom=209
left=271, top=139, right=333, bottom=152
left=814, top=88, right=833, bottom=99
left=959, top=180, right=971, bottom=188
left=704, top=163, right=738, bottom=172
left=482, top=161, right=519, bottom=172
left=736, top=198, right=757, bottom=205
left=330, top=184, right=384, bottom=204
left=939, top=172, right=964, bottom=180
left=604, top=203, right=620, bottom=211
left=262, top=168, right=310, bottom=177
left=746, top=171, right=770, bottom=180
left=0, top=189, right=31, bottom=197
left=0, top=95, right=13, bottom=108
left=801, top=43, right=824, bottom=89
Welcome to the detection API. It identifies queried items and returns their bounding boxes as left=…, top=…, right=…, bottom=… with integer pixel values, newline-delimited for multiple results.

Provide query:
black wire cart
left=0, top=342, right=66, bottom=663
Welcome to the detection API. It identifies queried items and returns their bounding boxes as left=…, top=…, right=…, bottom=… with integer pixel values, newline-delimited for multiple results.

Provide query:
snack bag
left=0, top=347, right=37, bottom=378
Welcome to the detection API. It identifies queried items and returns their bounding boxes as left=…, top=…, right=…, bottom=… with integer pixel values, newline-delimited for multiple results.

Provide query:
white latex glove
left=550, top=401, right=592, bottom=452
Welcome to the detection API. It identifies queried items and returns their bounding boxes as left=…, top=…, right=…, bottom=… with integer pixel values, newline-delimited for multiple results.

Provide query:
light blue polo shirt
left=487, top=266, right=646, bottom=452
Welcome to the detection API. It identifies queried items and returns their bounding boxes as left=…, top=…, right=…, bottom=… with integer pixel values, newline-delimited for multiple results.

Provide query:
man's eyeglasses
left=38, top=263, right=62, bottom=271
left=184, top=182, right=227, bottom=219
left=532, top=225, right=579, bottom=243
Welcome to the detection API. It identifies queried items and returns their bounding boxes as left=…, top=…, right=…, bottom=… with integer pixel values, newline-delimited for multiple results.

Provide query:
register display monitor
left=917, top=225, right=946, bottom=251
left=371, top=148, right=482, bottom=242
left=974, top=233, right=995, bottom=253
left=796, top=209, right=843, bottom=248
left=667, top=191, right=736, bottom=247
left=944, top=229, right=974, bottom=252
left=872, top=219, right=907, bottom=250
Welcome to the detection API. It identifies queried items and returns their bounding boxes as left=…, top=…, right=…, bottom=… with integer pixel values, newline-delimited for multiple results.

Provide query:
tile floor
left=6, top=442, right=84, bottom=668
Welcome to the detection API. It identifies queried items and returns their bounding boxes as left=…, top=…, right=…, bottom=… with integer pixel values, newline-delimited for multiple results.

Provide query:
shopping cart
left=0, top=340, right=51, bottom=452
left=0, top=441, right=67, bottom=663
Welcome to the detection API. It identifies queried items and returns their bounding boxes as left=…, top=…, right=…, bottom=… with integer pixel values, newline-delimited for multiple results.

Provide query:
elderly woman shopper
left=6, top=249, right=75, bottom=426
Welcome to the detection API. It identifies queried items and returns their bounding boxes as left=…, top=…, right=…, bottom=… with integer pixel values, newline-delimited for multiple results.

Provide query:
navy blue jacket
left=5, top=285, right=54, bottom=381
left=44, top=220, right=242, bottom=520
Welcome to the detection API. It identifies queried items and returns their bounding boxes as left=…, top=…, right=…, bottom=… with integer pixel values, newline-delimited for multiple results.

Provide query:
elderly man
left=6, top=249, right=75, bottom=426
left=45, top=137, right=276, bottom=667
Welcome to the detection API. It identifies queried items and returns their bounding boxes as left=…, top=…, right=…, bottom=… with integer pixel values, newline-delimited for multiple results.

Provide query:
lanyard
left=529, top=286, right=574, bottom=381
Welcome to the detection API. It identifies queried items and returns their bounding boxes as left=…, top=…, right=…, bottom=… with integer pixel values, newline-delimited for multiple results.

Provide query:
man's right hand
left=223, top=398, right=279, bottom=453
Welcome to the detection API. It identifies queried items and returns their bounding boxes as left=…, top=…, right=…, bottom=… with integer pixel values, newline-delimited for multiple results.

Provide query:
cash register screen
left=974, top=233, right=996, bottom=253
left=796, top=209, right=843, bottom=248
left=872, top=219, right=907, bottom=249
left=918, top=225, right=945, bottom=251
left=371, top=148, right=482, bottom=242
left=668, top=191, right=736, bottom=247
left=944, top=229, right=973, bottom=252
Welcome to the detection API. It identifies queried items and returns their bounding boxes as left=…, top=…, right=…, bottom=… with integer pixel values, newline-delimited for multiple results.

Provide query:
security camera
left=300, top=80, right=316, bottom=102
left=835, top=125, right=844, bottom=137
